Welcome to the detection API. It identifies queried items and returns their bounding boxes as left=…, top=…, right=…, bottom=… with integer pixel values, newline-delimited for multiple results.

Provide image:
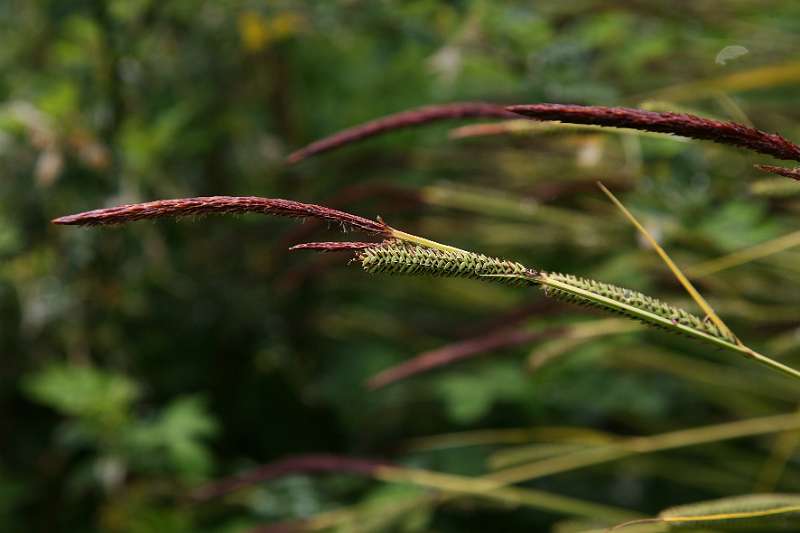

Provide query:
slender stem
left=662, top=504, right=800, bottom=524
left=388, top=228, right=473, bottom=255
left=488, top=411, right=800, bottom=485
left=597, top=182, right=737, bottom=343
left=363, top=411, right=800, bottom=526
left=740, top=347, right=800, bottom=381
left=687, top=229, right=800, bottom=277
left=374, top=465, right=639, bottom=522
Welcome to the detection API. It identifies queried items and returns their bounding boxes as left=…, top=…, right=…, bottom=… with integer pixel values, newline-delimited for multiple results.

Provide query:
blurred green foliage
left=3, top=1, right=800, bottom=531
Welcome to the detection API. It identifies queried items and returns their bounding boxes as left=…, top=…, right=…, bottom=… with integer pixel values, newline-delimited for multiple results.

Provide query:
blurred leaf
left=436, top=362, right=532, bottom=424
left=23, top=364, right=139, bottom=430
left=126, top=396, right=217, bottom=479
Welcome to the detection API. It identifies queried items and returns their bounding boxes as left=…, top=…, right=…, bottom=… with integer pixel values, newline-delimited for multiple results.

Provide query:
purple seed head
left=53, top=196, right=390, bottom=235
left=507, top=103, right=800, bottom=162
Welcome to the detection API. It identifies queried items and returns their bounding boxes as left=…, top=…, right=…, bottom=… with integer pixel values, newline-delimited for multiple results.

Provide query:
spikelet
left=358, top=243, right=737, bottom=344
left=540, top=272, right=737, bottom=344
left=358, top=242, right=535, bottom=286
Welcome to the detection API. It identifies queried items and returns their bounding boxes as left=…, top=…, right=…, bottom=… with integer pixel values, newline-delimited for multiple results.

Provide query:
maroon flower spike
left=289, top=241, right=381, bottom=252
left=367, top=326, right=564, bottom=389
left=755, top=164, right=800, bottom=181
left=507, top=104, right=800, bottom=162
left=52, top=196, right=390, bottom=235
left=189, top=454, right=387, bottom=502
left=287, top=102, right=515, bottom=163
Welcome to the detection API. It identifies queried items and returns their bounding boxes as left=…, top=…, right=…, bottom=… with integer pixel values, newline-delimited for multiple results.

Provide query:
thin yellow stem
left=406, top=426, right=619, bottom=452
left=374, top=465, right=639, bottom=522
left=754, top=406, right=800, bottom=491
left=315, top=412, right=800, bottom=530
left=642, top=60, right=800, bottom=101
left=687, top=229, right=800, bottom=277
left=661, top=504, right=800, bottom=524
left=388, top=227, right=473, bottom=255
left=486, top=411, right=800, bottom=486
left=597, top=181, right=737, bottom=343
left=714, top=90, right=754, bottom=127
left=737, top=346, right=800, bottom=381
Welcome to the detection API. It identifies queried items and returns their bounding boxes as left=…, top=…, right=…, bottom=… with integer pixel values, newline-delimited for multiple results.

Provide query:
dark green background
left=3, top=1, right=800, bottom=531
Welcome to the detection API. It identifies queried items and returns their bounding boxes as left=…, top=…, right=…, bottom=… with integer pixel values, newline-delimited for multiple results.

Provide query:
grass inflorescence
left=354, top=241, right=739, bottom=348
left=506, top=103, right=800, bottom=162
left=285, top=101, right=800, bottom=182
left=52, top=196, right=390, bottom=235
left=538, top=272, right=737, bottom=345
left=53, top=190, right=800, bottom=381
left=52, top=94, right=800, bottom=531
left=357, top=241, right=534, bottom=286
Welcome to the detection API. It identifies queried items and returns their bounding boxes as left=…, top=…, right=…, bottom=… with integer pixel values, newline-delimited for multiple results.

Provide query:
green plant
left=54, top=192, right=800, bottom=382
left=22, top=364, right=217, bottom=530
left=51, top=100, right=800, bottom=531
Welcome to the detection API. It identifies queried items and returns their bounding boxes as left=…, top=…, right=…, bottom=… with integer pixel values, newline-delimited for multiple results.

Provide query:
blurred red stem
left=190, top=454, right=388, bottom=502
left=287, top=102, right=514, bottom=163
left=367, top=325, right=565, bottom=389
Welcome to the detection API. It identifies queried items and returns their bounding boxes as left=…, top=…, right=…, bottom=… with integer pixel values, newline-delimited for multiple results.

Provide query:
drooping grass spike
left=55, top=196, right=800, bottom=381
left=537, top=272, right=738, bottom=345
left=507, top=103, right=800, bottom=162
left=357, top=242, right=738, bottom=348
left=357, top=241, right=535, bottom=286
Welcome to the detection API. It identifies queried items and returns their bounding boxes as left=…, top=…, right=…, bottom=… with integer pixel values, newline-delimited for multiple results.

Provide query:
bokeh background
left=3, top=1, right=800, bottom=531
